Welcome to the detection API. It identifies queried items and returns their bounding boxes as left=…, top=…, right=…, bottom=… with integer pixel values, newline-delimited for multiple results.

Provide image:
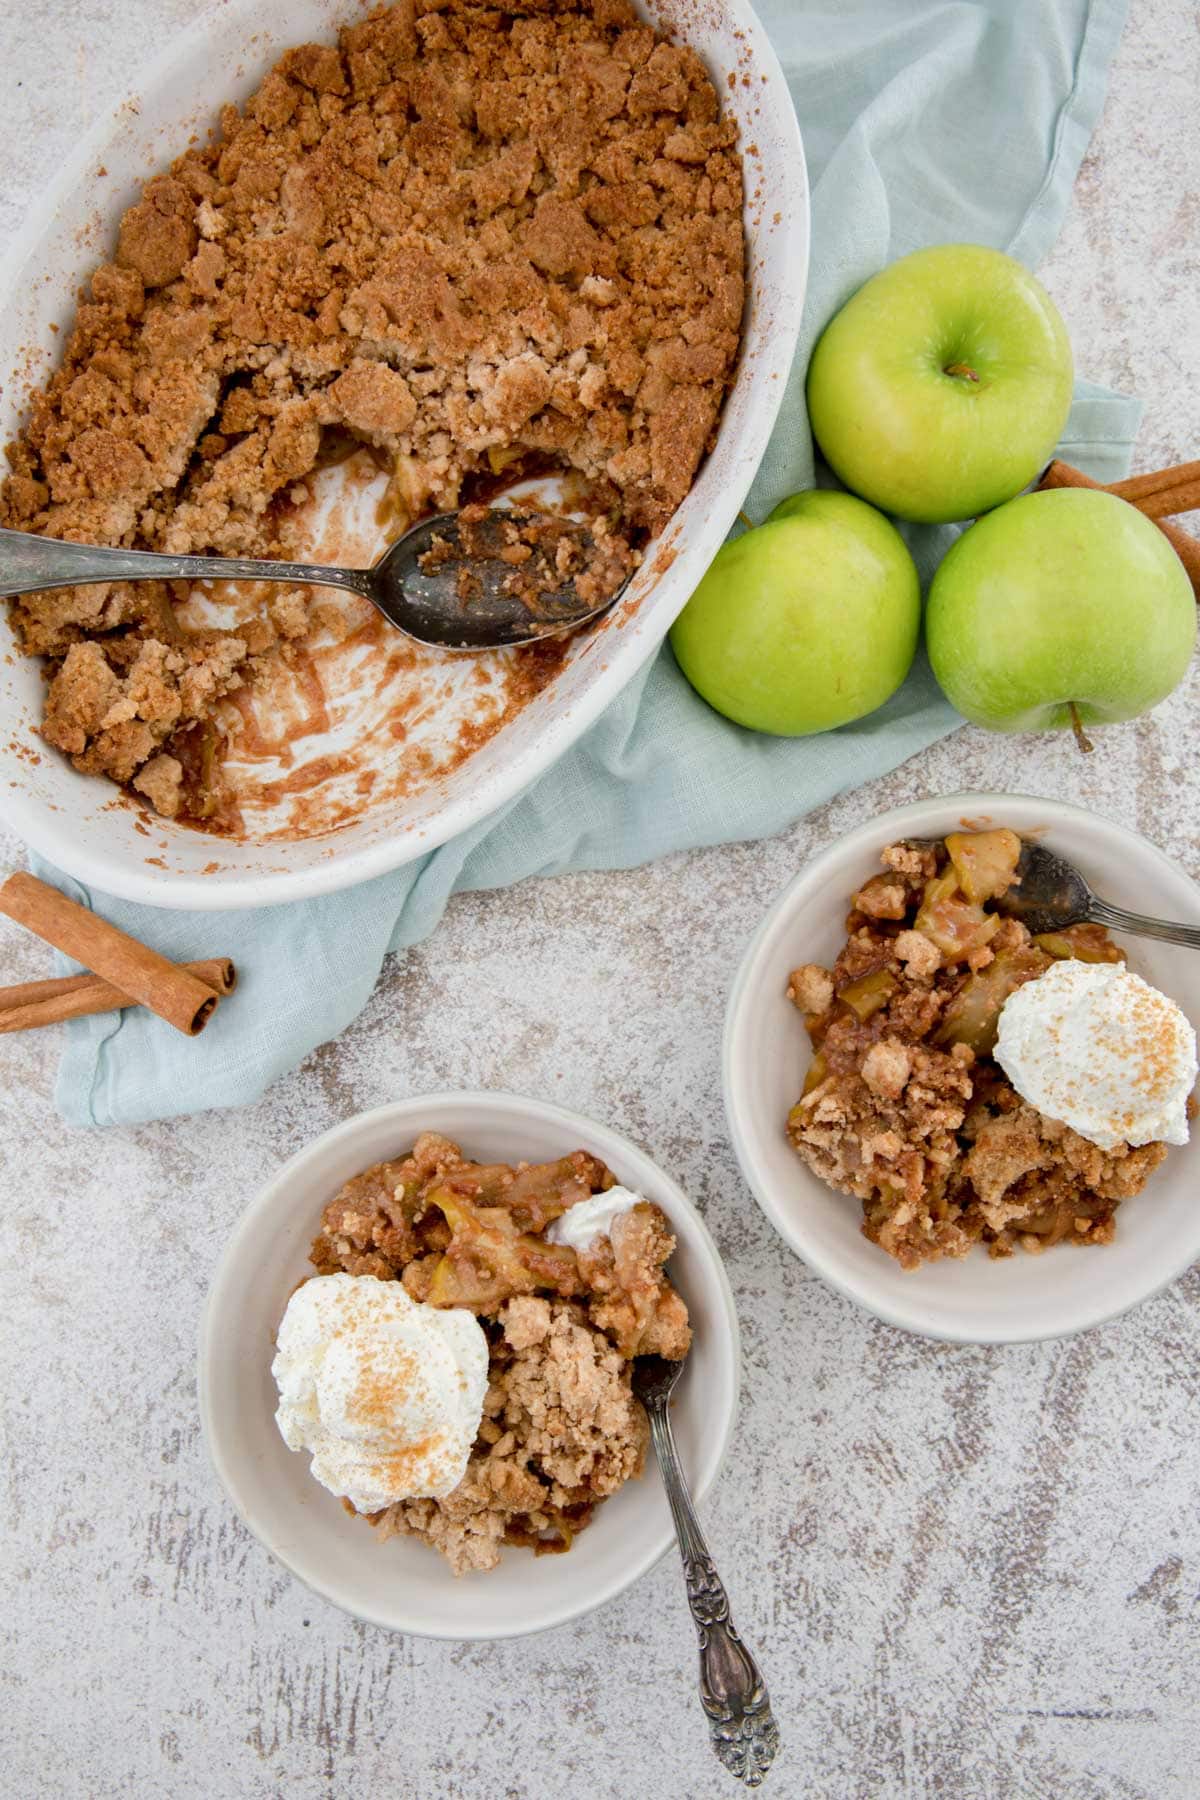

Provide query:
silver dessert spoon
left=997, top=840, right=1200, bottom=949
left=632, top=1353, right=780, bottom=1787
left=0, top=511, right=623, bottom=651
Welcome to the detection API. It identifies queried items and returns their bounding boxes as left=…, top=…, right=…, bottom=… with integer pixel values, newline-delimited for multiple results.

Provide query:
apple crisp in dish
left=306, top=1132, right=690, bottom=1573
left=1, top=0, right=745, bottom=831
left=785, top=830, right=1182, bottom=1269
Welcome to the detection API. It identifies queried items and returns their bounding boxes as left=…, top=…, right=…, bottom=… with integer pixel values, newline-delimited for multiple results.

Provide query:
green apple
left=670, top=489, right=920, bottom=735
left=807, top=244, right=1073, bottom=524
left=926, top=487, right=1196, bottom=731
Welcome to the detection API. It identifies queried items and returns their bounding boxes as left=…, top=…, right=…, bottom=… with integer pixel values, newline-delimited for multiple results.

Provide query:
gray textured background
left=2, top=2, right=1198, bottom=1796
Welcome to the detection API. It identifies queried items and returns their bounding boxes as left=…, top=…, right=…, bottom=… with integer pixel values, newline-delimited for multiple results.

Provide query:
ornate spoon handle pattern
left=1086, top=896, right=1200, bottom=950
left=644, top=1403, right=781, bottom=1786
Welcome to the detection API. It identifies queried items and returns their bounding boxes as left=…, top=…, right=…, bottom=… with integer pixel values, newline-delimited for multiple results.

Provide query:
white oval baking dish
left=0, top=0, right=807, bottom=909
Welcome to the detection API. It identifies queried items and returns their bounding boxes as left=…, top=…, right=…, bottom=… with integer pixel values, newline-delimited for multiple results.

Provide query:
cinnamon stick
left=0, top=957, right=235, bottom=1034
left=1037, top=460, right=1200, bottom=600
left=0, top=872, right=225, bottom=1036
left=1106, top=458, right=1200, bottom=511
left=1108, top=480, right=1200, bottom=521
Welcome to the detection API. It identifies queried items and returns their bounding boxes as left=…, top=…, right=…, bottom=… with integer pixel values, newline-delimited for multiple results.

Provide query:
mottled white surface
left=1, top=2, right=1198, bottom=1796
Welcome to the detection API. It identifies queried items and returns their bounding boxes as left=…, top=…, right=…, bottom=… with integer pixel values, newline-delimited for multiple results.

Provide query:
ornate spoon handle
left=645, top=1402, right=780, bottom=1786
left=1087, top=896, right=1200, bottom=951
left=0, top=525, right=371, bottom=600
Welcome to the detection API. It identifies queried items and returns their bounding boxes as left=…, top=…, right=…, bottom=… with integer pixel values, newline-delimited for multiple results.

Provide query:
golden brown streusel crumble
left=310, top=1130, right=690, bottom=1573
left=2, top=0, right=745, bottom=828
left=785, top=830, right=1169, bottom=1269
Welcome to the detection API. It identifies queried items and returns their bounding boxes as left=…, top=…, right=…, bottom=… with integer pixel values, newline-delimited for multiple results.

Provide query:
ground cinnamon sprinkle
left=1, top=0, right=745, bottom=830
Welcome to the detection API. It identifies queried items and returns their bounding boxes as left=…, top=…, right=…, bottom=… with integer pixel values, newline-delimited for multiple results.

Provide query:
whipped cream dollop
left=272, top=1273, right=488, bottom=1514
left=545, top=1185, right=643, bottom=1253
left=994, top=958, right=1197, bottom=1152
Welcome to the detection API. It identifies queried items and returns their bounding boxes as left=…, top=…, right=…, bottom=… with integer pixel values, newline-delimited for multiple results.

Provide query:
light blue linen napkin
left=34, top=0, right=1139, bottom=1127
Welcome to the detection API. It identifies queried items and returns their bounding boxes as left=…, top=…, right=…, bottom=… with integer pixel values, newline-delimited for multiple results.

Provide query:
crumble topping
left=418, top=501, right=637, bottom=615
left=376, top=1296, right=647, bottom=1574
left=2, top=0, right=745, bottom=828
left=308, top=1129, right=689, bottom=1570
left=785, top=833, right=1171, bottom=1268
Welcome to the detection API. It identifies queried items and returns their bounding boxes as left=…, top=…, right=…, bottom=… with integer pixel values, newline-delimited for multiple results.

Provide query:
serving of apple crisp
left=1, top=0, right=744, bottom=831
left=785, top=830, right=1177, bottom=1269
left=305, top=1131, right=690, bottom=1573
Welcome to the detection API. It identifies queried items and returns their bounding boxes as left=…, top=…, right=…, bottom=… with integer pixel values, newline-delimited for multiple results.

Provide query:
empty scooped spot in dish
left=174, top=450, right=569, bottom=841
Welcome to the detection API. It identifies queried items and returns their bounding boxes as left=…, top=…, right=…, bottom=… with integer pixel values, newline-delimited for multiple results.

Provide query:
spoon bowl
left=0, top=507, right=626, bottom=652
left=997, top=839, right=1200, bottom=950
left=898, top=834, right=1200, bottom=950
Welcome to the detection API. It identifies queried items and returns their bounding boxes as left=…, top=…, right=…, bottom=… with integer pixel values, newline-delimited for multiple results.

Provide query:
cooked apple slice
left=432, top=1152, right=609, bottom=1232
left=837, top=967, right=898, bottom=1020
left=936, top=944, right=1052, bottom=1052
left=1033, top=924, right=1124, bottom=964
left=423, top=1188, right=583, bottom=1310
left=915, top=869, right=1000, bottom=960
left=945, top=829, right=1022, bottom=904
left=504, top=1153, right=610, bottom=1232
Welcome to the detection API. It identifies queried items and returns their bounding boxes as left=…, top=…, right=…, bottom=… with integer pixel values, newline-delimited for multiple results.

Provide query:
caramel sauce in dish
left=172, top=450, right=567, bottom=840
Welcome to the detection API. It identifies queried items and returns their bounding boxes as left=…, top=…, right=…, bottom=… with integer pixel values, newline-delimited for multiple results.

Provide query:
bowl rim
left=198, top=1089, right=743, bottom=1639
left=0, top=0, right=809, bottom=913
left=722, top=789, right=1200, bottom=1346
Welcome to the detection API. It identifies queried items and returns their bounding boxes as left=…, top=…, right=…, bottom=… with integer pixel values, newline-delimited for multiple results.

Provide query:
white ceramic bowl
left=199, top=1092, right=740, bottom=1639
left=724, top=792, right=1200, bottom=1345
left=0, top=0, right=807, bottom=911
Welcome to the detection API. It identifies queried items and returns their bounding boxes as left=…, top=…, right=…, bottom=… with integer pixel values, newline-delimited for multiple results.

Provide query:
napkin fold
left=35, top=0, right=1138, bottom=1127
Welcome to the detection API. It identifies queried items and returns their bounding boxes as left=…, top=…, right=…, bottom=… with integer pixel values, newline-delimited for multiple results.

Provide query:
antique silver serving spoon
left=632, top=1353, right=780, bottom=1787
left=0, top=512, right=622, bottom=651
left=997, top=840, right=1200, bottom=949
left=905, top=836, right=1200, bottom=950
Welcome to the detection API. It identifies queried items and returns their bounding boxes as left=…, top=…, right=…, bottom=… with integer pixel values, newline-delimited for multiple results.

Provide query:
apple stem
left=1068, top=702, right=1095, bottom=754
left=943, top=361, right=981, bottom=383
left=738, top=509, right=756, bottom=531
